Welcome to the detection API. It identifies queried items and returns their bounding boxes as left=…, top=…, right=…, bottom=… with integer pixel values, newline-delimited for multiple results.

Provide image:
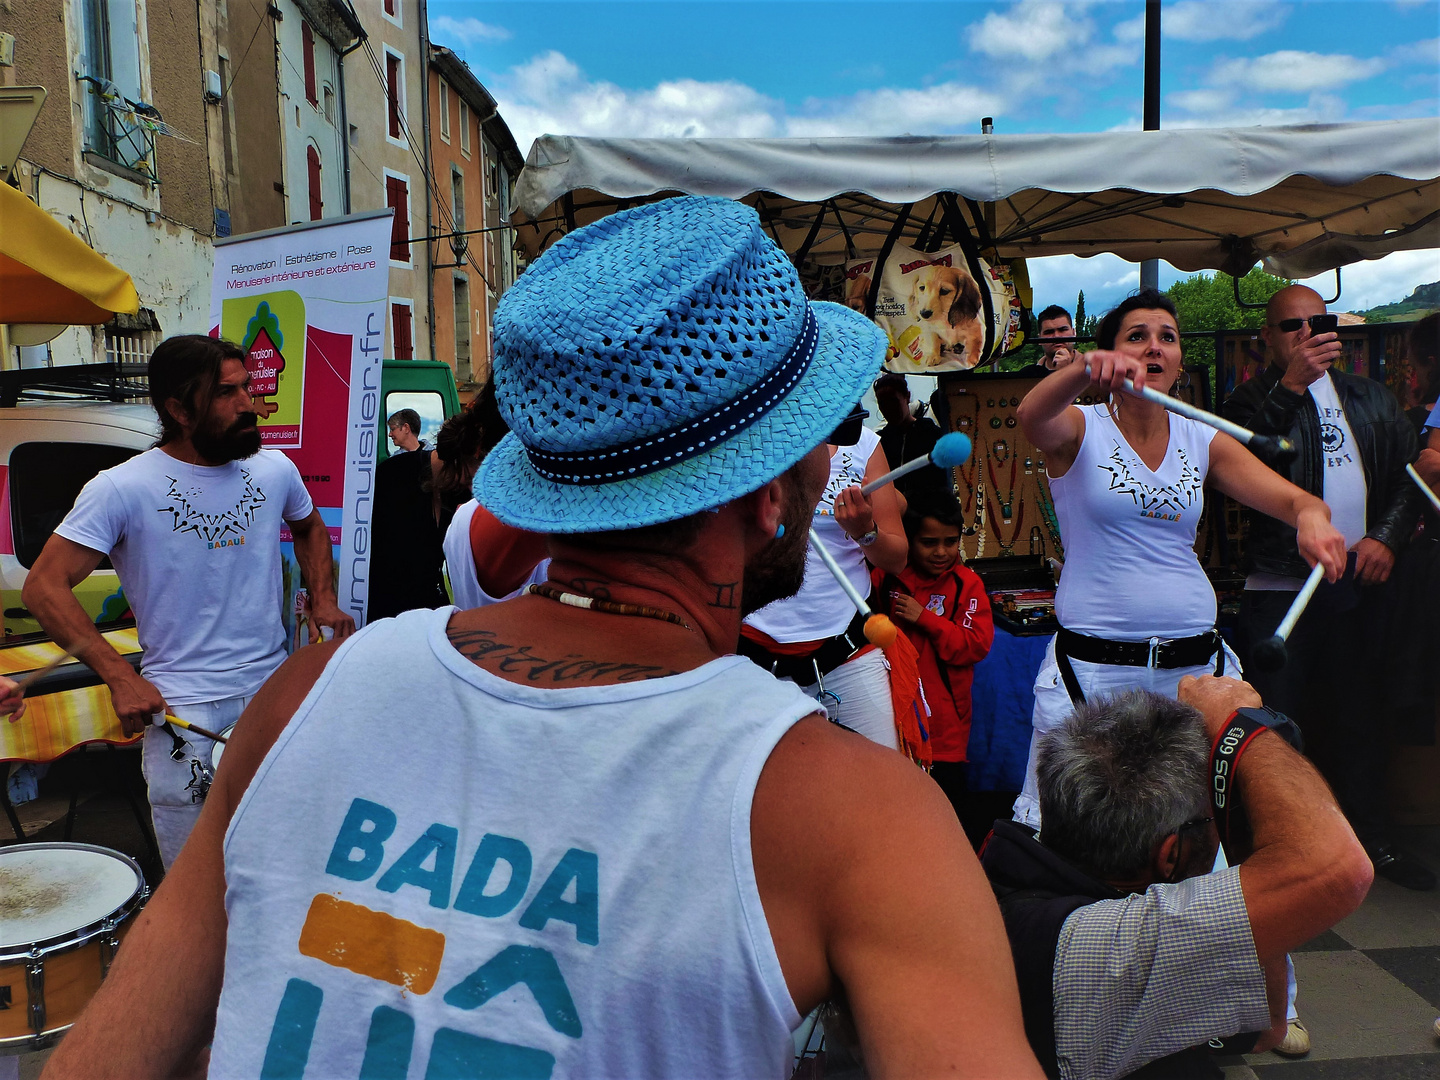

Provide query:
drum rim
left=0, top=842, right=147, bottom=962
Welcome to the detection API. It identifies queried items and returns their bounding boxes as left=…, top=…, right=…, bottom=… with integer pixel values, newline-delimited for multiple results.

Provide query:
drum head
left=0, top=844, right=143, bottom=950
left=211, top=723, right=238, bottom=770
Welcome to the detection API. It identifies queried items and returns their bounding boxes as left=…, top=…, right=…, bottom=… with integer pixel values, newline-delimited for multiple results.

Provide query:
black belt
left=1055, top=627, right=1225, bottom=706
left=737, top=609, right=869, bottom=685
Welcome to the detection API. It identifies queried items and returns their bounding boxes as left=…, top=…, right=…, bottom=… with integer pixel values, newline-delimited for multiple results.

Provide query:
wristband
left=1209, top=706, right=1303, bottom=845
left=854, top=526, right=879, bottom=547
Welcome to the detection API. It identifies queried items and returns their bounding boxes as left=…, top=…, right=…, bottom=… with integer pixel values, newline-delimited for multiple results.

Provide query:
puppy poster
left=853, top=243, right=1023, bottom=373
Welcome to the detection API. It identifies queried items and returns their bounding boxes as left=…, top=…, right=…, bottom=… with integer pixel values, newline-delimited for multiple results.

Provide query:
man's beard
left=192, top=414, right=262, bottom=463
left=739, top=457, right=826, bottom=616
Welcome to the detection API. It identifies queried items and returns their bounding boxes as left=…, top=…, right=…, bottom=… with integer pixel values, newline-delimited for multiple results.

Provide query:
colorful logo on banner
left=223, top=291, right=308, bottom=446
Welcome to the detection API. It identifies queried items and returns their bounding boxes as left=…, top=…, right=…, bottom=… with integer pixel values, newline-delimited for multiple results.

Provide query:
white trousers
left=141, top=694, right=251, bottom=868
left=796, top=648, right=899, bottom=753
left=1012, top=636, right=1241, bottom=829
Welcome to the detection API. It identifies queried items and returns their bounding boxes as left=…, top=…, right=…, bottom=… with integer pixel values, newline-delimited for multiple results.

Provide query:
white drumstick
left=807, top=529, right=898, bottom=647
left=1407, top=463, right=1440, bottom=515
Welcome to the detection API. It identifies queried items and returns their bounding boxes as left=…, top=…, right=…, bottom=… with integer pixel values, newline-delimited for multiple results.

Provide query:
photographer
left=1224, top=285, right=1426, bottom=889
left=982, top=676, right=1372, bottom=1079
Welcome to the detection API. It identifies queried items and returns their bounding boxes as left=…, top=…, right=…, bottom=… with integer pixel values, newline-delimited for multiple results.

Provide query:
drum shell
left=0, top=843, right=146, bottom=1052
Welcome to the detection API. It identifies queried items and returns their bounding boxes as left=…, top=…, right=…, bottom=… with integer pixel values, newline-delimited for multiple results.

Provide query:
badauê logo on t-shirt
left=157, top=469, right=267, bottom=548
left=1098, top=444, right=1203, bottom=523
left=259, top=796, right=596, bottom=1075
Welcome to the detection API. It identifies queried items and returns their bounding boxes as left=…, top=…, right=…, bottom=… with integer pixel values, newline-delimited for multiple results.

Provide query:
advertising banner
left=209, top=210, right=392, bottom=641
left=848, top=243, right=1026, bottom=374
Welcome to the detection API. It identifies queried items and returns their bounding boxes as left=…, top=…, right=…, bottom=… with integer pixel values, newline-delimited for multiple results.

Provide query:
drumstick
left=11, top=648, right=77, bottom=692
left=860, top=432, right=973, bottom=496
left=1249, top=561, right=1326, bottom=672
left=162, top=714, right=230, bottom=744
left=808, top=529, right=899, bottom=647
left=1087, top=363, right=1296, bottom=464
left=1406, top=463, right=1440, bottom=515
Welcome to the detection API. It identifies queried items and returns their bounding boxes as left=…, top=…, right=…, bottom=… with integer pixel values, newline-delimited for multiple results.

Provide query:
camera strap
left=1209, top=711, right=1270, bottom=847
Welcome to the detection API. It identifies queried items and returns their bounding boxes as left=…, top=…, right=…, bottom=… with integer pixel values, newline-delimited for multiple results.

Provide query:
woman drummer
left=739, top=404, right=910, bottom=750
left=1011, top=288, right=1347, bottom=827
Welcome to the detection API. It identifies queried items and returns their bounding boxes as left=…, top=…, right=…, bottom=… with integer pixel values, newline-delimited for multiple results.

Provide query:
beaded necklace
left=527, top=582, right=693, bottom=630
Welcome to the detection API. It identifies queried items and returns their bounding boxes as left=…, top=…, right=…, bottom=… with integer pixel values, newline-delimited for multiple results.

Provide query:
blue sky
left=430, top=0, right=1440, bottom=312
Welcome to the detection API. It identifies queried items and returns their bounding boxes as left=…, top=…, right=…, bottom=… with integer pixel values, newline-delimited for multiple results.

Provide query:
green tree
left=1074, top=290, right=1087, bottom=336
left=1165, top=267, right=1290, bottom=373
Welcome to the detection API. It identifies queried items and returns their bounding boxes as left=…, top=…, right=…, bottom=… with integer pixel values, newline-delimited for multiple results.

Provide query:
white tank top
left=210, top=608, right=816, bottom=1079
left=1052, top=405, right=1218, bottom=640
left=746, top=428, right=879, bottom=642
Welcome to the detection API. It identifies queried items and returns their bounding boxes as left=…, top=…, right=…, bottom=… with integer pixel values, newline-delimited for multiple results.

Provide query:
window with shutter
left=302, top=22, right=317, bottom=106
left=307, top=146, right=323, bottom=220
left=391, top=302, right=413, bottom=361
left=386, top=53, right=402, bottom=138
left=386, top=175, right=409, bottom=262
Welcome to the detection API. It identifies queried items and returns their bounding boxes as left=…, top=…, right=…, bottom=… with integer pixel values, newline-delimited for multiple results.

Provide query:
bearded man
left=23, top=334, right=353, bottom=865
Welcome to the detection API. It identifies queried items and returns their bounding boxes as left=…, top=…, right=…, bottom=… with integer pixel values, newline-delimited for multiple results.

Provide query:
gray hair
left=1036, top=689, right=1211, bottom=881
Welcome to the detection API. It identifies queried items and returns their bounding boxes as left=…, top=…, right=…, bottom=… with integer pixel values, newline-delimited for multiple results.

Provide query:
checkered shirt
left=1052, top=865, right=1270, bottom=1080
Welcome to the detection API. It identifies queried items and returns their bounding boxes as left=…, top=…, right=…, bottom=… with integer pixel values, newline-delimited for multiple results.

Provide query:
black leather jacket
left=1222, top=366, right=1420, bottom=578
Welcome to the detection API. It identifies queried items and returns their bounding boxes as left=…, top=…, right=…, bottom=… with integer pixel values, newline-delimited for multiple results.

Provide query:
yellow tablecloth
left=1, top=628, right=143, bottom=762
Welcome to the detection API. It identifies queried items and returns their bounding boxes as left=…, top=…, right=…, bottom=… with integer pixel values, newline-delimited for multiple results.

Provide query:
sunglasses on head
left=828, top=406, right=870, bottom=447
left=1273, top=314, right=1339, bottom=335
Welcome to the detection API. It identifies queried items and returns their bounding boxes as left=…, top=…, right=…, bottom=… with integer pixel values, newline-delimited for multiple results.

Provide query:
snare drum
left=209, top=723, right=238, bottom=771
left=0, top=843, right=147, bottom=1052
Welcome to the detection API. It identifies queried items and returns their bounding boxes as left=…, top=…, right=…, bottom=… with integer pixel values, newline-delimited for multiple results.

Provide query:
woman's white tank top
left=1052, top=404, right=1218, bottom=640
left=209, top=608, right=816, bottom=1078
left=745, top=428, right=879, bottom=643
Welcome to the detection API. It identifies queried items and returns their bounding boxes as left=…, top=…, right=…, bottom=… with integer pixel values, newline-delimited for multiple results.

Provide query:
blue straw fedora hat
left=476, top=196, right=885, bottom=533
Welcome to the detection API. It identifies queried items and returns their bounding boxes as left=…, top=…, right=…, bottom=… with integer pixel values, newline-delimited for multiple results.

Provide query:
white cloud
left=1115, top=1, right=1287, bottom=43
left=1389, top=37, right=1440, bottom=67
left=970, top=0, right=1094, bottom=62
left=1168, top=88, right=1236, bottom=114
left=1307, top=250, right=1440, bottom=312
left=494, top=51, right=1004, bottom=152
left=789, top=83, right=1006, bottom=138
left=1209, top=51, right=1388, bottom=94
left=1166, top=0, right=1289, bottom=41
left=429, top=15, right=510, bottom=47
left=496, top=51, right=783, bottom=150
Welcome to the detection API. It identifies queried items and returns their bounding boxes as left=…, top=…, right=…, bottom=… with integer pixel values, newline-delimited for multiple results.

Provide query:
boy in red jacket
left=875, top=493, right=994, bottom=823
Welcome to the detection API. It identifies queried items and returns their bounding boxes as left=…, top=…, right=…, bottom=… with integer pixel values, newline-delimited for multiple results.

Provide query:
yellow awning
left=0, top=182, right=140, bottom=324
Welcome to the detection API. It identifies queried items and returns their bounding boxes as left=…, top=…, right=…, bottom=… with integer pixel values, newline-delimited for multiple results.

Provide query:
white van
left=1, top=402, right=159, bottom=639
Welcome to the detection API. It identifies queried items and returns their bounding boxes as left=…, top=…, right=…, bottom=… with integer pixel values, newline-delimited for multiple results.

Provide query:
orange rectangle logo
left=297, top=894, right=445, bottom=994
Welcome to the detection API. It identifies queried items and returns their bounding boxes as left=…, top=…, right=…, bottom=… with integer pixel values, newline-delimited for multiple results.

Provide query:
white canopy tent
left=512, top=120, right=1440, bottom=281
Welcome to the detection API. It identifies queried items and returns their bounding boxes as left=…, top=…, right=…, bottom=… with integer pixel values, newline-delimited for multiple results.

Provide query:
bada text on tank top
left=1051, top=405, right=1218, bottom=640
left=210, top=608, right=817, bottom=1079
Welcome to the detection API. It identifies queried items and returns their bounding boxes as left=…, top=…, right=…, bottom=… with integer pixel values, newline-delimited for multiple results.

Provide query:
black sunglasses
left=829, top=406, right=870, bottom=447
left=1273, top=314, right=1339, bottom=335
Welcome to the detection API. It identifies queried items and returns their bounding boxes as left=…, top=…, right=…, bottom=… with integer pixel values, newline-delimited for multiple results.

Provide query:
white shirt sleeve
left=1052, top=866, right=1270, bottom=1080
left=53, top=471, right=126, bottom=556
left=278, top=454, right=315, bottom=522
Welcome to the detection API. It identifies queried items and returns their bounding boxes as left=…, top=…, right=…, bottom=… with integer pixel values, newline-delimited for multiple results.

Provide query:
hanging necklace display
left=987, top=439, right=1024, bottom=555
left=1029, top=526, right=1045, bottom=556
left=1034, top=463, right=1064, bottom=559
left=973, top=459, right=988, bottom=558
left=951, top=392, right=982, bottom=536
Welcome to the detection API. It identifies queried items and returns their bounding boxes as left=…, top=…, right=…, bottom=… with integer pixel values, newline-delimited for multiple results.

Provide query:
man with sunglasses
left=981, top=677, right=1372, bottom=1080
left=1223, top=284, right=1427, bottom=890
